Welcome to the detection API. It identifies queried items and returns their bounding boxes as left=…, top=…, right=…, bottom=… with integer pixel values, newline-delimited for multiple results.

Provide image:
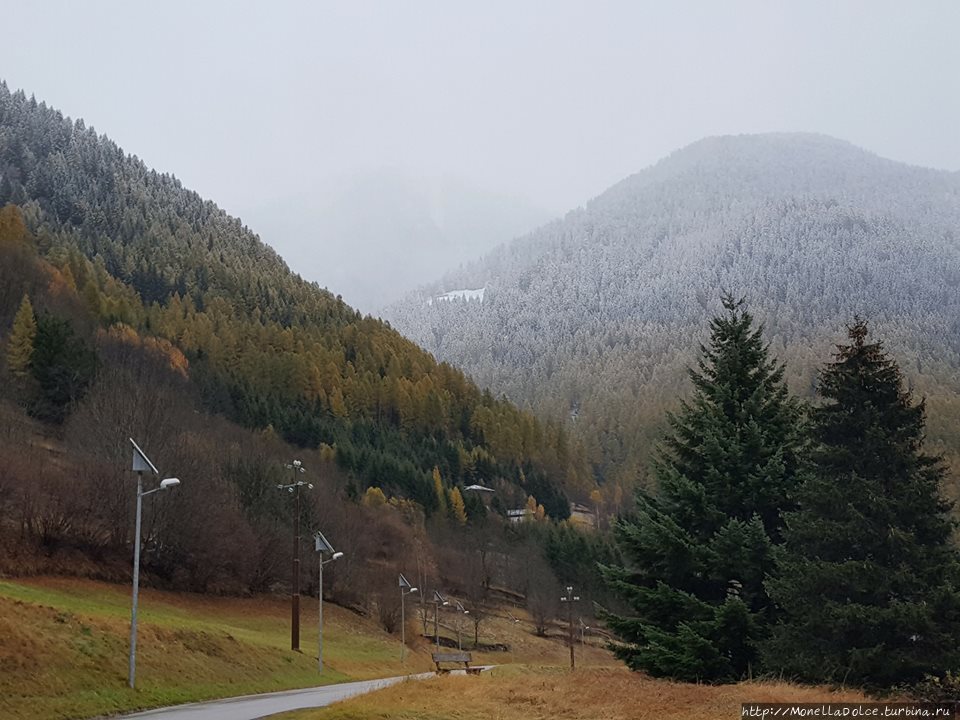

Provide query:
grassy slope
left=0, top=577, right=433, bottom=720
left=279, top=666, right=873, bottom=720
left=0, top=577, right=614, bottom=720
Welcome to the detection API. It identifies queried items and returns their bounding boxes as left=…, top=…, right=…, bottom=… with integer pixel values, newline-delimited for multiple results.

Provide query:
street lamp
left=278, top=460, right=313, bottom=651
left=432, top=590, right=449, bottom=650
left=399, top=574, right=418, bottom=661
left=455, top=601, right=469, bottom=651
left=314, top=529, right=343, bottom=673
left=128, top=438, right=180, bottom=690
left=560, top=585, right=580, bottom=670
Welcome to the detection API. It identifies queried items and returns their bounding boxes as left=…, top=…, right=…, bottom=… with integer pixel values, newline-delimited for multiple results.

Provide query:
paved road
left=119, top=673, right=434, bottom=720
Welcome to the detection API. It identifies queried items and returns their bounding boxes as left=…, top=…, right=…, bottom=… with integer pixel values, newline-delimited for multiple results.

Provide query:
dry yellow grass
left=449, top=606, right=616, bottom=670
left=0, top=576, right=434, bottom=720
left=0, top=577, right=616, bottom=720
left=280, top=666, right=873, bottom=720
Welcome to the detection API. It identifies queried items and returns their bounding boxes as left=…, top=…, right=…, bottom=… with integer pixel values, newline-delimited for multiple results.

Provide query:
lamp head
left=159, top=478, right=180, bottom=491
left=410, top=587, right=419, bottom=593
left=332, top=551, right=344, bottom=560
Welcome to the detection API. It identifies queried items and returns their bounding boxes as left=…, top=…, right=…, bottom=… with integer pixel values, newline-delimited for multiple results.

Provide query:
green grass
left=0, top=577, right=432, bottom=720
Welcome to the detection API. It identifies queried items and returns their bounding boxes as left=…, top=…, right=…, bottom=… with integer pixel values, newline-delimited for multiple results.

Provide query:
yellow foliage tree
left=6, top=294, right=36, bottom=377
left=0, top=204, right=29, bottom=245
left=318, top=443, right=336, bottom=462
left=525, top=495, right=538, bottom=520
left=432, top=466, right=447, bottom=513
left=59, top=264, right=78, bottom=293
left=144, top=336, right=190, bottom=378
left=329, top=386, right=348, bottom=418
left=448, top=487, right=467, bottom=525
left=362, top=486, right=387, bottom=507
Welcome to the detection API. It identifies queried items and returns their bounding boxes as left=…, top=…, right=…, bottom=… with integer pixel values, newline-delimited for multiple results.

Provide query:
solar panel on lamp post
left=455, top=601, right=469, bottom=651
left=399, top=574, right=418, bottom=661
left=314, top=529, right=343, bottom=673
left=128, top=438, right=181, bottom=690
left=432, top=590, right=448, bottom=650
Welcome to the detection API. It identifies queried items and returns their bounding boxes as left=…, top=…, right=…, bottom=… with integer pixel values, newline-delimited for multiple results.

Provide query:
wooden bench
left=432, top=651, right=481, bottom=675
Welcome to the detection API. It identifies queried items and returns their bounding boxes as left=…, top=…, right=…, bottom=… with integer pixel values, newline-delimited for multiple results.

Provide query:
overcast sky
left=2, top=1, right=958, bottom=297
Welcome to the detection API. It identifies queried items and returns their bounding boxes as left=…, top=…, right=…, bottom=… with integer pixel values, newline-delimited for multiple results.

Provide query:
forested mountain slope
left=386, top=134, right=960, bottom=498
left=0, top=80, right=588, bottom=518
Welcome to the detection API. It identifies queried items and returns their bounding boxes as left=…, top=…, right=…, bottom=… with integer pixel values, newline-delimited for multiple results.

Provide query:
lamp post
left=432, top=590, right=448, bottom=649
left=314, top=529, right=343, bottom=673
left=128, top=438, right=180, bottom=690
left=560, top=585, right=580, bottom=670
left=399, top=574, right=418, bottom=661
left=455, top=601, right=469, bottom=651
left=278, top=460, right=313, bottom=651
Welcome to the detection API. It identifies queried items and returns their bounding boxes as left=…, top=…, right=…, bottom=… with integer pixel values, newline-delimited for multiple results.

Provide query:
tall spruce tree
left=601, top=295, right=803, bottom=682
left=764, top=321, right=960, bottom=688
left=28, top=313, right=98, bottom=423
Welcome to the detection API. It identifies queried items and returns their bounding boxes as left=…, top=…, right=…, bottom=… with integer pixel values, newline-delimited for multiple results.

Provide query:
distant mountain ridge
left=386, top=133, right=960, bottom=494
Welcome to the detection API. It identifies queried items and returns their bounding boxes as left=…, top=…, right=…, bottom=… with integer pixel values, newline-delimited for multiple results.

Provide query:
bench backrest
left=433, top=651, right=472, bottom=663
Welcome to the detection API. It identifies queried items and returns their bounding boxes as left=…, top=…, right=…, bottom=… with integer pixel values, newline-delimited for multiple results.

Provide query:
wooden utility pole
left=560, top=585, right=580, bottom=670
left=279, top=460, right=312, bottom=651
left=292, top=481, right=301, bottom=650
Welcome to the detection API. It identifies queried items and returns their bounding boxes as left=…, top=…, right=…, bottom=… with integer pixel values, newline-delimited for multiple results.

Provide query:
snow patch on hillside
left=427, top=287, right=486, bottom=306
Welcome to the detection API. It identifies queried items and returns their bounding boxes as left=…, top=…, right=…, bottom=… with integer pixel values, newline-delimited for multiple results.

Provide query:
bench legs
left=434, top=663, right=481, bottom=675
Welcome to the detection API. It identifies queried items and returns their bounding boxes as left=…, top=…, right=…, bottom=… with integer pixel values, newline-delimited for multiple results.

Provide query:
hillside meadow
left=0, top=576, right=611, bottom=720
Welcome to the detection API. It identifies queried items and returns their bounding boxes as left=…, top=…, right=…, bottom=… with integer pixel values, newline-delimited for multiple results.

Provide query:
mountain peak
left=388, top=133, right=960, bottom=487
left=589, top=131, right=956, bottom=217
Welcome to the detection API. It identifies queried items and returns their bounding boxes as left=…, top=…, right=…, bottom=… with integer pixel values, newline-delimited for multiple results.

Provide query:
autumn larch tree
left=6, top=294, right=36, bottom=377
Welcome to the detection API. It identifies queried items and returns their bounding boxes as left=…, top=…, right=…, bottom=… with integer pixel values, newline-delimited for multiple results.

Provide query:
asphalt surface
left=118, top=672, right=435, bottom=720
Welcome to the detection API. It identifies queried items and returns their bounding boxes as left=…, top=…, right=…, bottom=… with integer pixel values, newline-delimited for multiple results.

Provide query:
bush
left=905, top=673, right=960, bottom=704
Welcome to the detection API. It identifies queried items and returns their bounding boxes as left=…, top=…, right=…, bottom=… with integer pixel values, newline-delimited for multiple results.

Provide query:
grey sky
left=2, top=1, right=958, bottom=302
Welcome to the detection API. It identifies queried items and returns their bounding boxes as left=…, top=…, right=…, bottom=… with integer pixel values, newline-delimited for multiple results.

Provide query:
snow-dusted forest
left=386, top=133, right=960, bottom=498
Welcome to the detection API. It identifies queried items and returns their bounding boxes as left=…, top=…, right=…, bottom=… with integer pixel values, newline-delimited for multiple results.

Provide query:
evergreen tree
left=764, top=321, right=960, bottom=688
left=601, top=295, right=803, bottom=682
left=463, top=489, right=487, bottom=522
left=28, top=313, right=98, bottom=423
left=7, top=294, right=36, bottom=377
